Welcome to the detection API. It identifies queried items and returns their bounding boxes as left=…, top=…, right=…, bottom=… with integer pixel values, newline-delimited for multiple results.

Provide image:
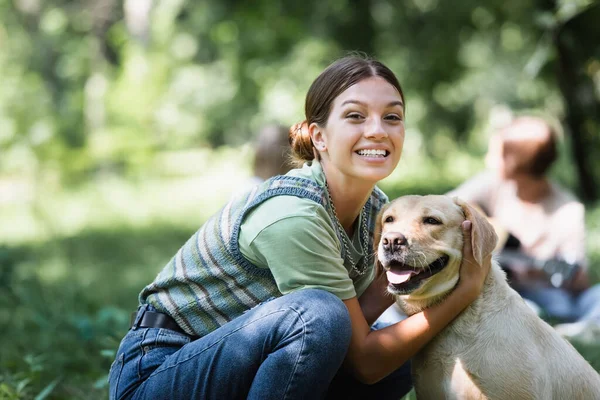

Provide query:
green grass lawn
left=0, top=224, right=194, bottom=399
left=1, top=159, right=599, bottom=399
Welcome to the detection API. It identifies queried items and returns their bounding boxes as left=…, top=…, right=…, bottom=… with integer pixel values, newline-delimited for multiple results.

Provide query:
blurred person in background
left=252, top=123, right=293, bottom=182
left=449, top=115, right=600, bottom=342
left=108, top=55, right=491, bottom=400
left=235, top=124, right=293, bottom=196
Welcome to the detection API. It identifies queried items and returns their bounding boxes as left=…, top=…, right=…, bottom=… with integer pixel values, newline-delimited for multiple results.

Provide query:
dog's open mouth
left=386, top=255, right=449, bottom=292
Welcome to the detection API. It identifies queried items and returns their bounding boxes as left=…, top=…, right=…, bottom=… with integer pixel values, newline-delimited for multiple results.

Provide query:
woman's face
left=311, top=76, right=405, bottom=185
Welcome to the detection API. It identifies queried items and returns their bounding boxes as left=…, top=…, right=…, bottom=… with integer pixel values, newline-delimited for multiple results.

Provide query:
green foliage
left=1, top=0, right=598, bottom=197
left=0, top=224, right=194, bottom=399
left=585, top=201, right=600, bottom=282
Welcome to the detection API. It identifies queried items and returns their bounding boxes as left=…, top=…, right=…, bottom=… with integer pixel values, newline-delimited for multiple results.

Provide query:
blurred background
left=0, top=0, right=599, bottom=398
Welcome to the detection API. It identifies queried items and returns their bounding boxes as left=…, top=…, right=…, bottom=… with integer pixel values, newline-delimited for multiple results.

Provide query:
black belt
left=130, top=310, right=193, bottom=338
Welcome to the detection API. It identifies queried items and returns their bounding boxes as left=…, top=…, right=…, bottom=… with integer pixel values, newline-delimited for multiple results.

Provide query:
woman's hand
left=456, top=220, right=492, bottom=301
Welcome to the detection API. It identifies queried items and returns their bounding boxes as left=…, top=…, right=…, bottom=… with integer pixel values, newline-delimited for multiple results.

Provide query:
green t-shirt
left=238, top=161, right=375, bottom=300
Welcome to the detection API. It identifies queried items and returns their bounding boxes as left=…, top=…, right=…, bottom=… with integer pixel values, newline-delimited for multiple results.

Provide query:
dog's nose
left=382, top=232, right=407, bottom=253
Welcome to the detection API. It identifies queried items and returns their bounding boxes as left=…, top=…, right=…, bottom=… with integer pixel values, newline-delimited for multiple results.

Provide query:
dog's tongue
left=386, top=270, right=413, bottom=284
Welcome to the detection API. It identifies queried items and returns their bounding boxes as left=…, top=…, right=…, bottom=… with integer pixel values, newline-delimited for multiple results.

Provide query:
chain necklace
left=325, top=181, right=370, bottom=277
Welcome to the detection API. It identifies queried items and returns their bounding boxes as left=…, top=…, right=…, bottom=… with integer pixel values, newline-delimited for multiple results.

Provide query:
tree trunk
left=553, top=5, right=600, bottom=203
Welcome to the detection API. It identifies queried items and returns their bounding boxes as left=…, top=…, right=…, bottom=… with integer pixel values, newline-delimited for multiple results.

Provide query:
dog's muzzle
left=384, top=255, right=450, bottom=295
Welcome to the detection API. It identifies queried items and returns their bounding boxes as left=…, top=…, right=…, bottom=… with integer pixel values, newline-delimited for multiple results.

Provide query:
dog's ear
left=453, top=197, right=498, bottom=265
left=372, top=203, right=390, bottom=276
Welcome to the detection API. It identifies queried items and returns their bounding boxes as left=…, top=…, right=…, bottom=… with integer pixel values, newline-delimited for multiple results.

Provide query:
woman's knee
left=288, top=289, right=352, bottom=347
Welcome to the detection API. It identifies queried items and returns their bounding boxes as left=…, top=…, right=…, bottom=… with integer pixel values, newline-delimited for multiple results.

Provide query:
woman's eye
left=423, top=217, right=441, bottom=225
left=385, top=114, right=403, bottom=121
left=384, top=216, right=394, bottom=223
left=346, top=113, right=363, bottom=120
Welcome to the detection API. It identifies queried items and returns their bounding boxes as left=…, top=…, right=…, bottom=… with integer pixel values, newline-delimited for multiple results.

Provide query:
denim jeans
left=108, top=289, right=413, bottom=400
left=518, top=283, right=600, bottom=323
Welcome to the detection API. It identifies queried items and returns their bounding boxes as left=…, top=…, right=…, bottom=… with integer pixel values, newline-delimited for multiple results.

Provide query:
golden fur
left=375, top=195, right=600, bottom=400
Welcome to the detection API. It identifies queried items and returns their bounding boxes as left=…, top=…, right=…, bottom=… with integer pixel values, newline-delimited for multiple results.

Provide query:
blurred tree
left=0, top=0, right=598, bottom=200
left=552, top=2, right=600, bottom=202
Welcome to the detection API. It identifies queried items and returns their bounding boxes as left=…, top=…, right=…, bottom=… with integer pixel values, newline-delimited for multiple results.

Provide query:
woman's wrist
left=454, top=280, right=481, bottom=305
left=456, top=255, right=491, bottom=303
left=359, top=273, right=395, bottom=325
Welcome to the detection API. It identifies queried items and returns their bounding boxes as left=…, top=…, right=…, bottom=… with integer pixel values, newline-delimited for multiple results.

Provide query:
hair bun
left=289, top=121, right=315, bottom=165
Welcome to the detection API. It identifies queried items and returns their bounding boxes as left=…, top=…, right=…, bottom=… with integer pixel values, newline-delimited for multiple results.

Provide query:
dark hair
left=502, top=118, right=558, bottom=178
left=289, top=55, right=405, bottom=165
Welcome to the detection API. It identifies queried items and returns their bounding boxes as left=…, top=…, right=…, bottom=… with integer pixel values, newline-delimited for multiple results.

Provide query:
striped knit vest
left=139, top=174, right=388, bottom=338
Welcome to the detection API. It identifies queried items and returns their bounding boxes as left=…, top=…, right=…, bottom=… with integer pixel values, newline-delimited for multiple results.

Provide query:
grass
left=0, top=149, right=246, bottom=399
left=0, top=224, right=197, bottom=399
left=1, top=148, right=599, bottom=399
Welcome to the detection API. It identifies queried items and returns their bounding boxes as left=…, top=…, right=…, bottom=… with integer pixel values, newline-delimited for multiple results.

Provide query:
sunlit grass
left=0, top=147, right=254, bottom=245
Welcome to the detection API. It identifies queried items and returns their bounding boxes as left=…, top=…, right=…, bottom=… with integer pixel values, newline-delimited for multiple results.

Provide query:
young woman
left=108, top=55, right=491, bottom=400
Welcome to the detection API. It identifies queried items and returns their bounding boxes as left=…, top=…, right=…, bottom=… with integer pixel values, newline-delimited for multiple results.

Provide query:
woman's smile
left=354, top=148, right=392, bottom=166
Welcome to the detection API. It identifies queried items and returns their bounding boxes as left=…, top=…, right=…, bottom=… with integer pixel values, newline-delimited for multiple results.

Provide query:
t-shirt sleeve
left=239, top=197, right=356, bottom=300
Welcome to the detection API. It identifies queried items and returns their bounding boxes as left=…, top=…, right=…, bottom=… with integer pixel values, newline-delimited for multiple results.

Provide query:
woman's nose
left=364, top=118, right=388, bottom=139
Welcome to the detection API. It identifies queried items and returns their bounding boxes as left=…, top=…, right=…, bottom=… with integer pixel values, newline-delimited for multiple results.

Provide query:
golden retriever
left=375, top=195, right=600, bottom=400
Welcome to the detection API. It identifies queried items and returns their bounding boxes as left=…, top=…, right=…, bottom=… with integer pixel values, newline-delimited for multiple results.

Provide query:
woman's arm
left=358, top=268, right=394, bottom=326
left=343, top=221, right=491, bottom=384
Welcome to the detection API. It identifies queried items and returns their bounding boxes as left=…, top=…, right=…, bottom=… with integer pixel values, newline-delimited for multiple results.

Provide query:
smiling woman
left=107, top=54, right=491, bottom=400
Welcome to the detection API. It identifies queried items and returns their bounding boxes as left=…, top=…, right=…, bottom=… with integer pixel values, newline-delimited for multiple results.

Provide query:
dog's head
left=375, top=195, right=497, bottom=303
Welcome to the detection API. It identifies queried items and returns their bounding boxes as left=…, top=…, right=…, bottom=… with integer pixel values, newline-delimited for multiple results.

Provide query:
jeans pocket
left=108, top=329, right=146, bottom=400
left=108, top=352, right=125, bottom=400
left=139, top=329, right=191, bottom=380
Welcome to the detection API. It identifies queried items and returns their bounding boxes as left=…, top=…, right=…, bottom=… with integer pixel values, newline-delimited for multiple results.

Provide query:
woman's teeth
left=357, top=149, right=387, bottom=157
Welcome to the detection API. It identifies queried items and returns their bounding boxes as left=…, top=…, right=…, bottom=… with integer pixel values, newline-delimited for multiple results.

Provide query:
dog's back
left=411, top=263, right=600, bottom=400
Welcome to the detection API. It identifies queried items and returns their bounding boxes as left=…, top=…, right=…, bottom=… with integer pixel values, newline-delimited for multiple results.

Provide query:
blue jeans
left=108, top=289, right=412, bottom=400
left=518, top=283, right=600, bottom=323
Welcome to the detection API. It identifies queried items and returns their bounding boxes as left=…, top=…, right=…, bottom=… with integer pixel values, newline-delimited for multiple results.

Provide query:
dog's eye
left=384, top=215, right=394, bottom=223
left=423, top=217, right=442, bottom=225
